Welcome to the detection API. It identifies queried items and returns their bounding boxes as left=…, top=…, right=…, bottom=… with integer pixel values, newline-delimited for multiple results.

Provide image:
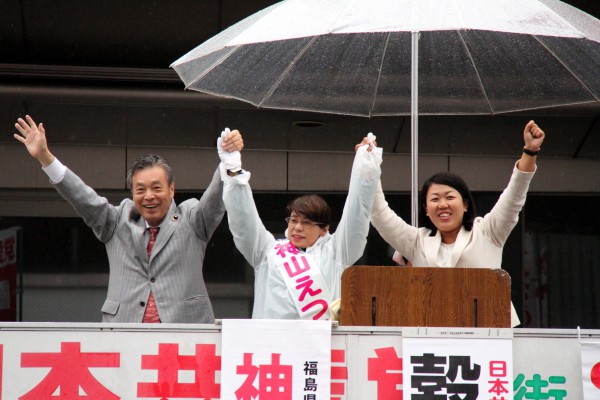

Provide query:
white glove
left=355, top=132, right=382, bottom=181
left=217, top=127, right=242, bottom=173
left=366, top=132, right=382, bottom=157
left=366, top=132, right=376, bottom=148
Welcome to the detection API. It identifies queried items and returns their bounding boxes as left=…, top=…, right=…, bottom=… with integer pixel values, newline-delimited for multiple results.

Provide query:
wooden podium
left=339, top=266, right=511, bottom=328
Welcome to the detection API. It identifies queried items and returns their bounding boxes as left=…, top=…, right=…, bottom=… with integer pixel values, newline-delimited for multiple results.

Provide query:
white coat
left=222, top=147, right=382, bottom=319
left=371, top=163, right=536, bottom=327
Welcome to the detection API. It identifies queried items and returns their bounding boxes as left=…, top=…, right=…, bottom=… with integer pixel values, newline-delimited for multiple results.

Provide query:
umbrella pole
left=411, top=31, right=420, bottom=227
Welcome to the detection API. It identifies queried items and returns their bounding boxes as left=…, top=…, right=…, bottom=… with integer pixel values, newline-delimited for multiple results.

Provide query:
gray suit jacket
left=53, top=167, right=225, bottom=323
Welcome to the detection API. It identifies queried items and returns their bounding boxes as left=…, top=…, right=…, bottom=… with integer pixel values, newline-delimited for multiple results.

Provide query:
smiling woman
left=285, top=195, right=330, bottom=249
left=220, top=132, right=382, bottom=321
left=421, top=173, right=475, bottom=245
left=370, top=120, right=545, bottom=327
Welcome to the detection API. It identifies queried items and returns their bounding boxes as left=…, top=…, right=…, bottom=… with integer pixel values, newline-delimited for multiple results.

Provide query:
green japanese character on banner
left=514, top=373, right=567, bottom=400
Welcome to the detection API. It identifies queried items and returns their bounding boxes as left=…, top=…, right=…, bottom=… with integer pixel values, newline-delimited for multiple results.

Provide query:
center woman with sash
left=218, top=131, right=382, bottom=320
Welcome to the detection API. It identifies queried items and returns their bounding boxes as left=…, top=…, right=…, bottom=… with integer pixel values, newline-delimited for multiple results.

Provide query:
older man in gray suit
left=14, top=115, right=243, bottom=323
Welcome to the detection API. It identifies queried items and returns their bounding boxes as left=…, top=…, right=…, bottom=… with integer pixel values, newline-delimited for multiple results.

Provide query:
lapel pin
left=172, top=214, right=179, bottom=221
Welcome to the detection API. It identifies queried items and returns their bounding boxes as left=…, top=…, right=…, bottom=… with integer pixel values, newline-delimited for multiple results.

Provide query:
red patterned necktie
left=143, top=227, right=161, bottom=323
left=147, top=227, right=159, bottom=256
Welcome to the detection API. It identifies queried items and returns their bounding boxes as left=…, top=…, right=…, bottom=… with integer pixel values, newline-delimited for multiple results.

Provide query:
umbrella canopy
left=172, top=0, right=600, bottom=225
left=172, top=0, right=600, bottom=117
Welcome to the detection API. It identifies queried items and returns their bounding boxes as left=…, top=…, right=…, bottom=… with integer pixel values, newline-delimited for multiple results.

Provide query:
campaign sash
left=272, top=240, right=332, bottom=320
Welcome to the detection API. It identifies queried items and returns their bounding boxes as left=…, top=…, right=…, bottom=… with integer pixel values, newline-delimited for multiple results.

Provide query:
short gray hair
left=126, top=154, right=174, bottom=188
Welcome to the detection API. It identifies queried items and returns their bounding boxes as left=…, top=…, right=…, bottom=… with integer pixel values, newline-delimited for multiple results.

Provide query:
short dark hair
left=286, top=195, right=331, bottom=228
left=127, top=154, right=174, bottom=188
left=418, top=172, right=477, bottom=235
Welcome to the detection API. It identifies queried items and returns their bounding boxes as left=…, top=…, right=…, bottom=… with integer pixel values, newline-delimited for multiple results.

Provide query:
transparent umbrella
left=171, top=0, right=600, bottom=223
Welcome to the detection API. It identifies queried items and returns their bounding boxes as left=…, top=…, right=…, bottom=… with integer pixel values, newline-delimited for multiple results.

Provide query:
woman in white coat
left=371, top=120, right=545, bottom=327
left=218, top=131, right=382, bottom=321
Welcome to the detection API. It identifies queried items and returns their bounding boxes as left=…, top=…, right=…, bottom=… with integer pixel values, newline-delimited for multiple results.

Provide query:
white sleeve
left=333, top=146, right=382, bottom=266
left=222, top=170, right=275, bottom=269
left=42, top=158, right=67, bottom=183
left=480, top=162, right=535, bottom=246
left=370, top=181, right=420, bottom=261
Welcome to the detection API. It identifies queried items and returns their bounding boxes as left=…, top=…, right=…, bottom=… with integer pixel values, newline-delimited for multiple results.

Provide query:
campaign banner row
left=0, top=321, right=596, bottom=399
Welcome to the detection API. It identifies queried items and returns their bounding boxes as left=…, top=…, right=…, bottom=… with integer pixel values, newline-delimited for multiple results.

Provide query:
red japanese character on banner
left=295, top=276, right=323, bottom=301
left=137, top=343, right=220, bottom=399
left=488, top=380, right=510, bottom=398
left=235, top=353, right=259, bottom=400
left=235, top=353, right=293, bottom=400
left=488, top=360, right=509, bottom=398
left=368, top=347, right=403, bottom=400
left=331, top=349, right=347, bottom=400
left=284, top=256, right=311, bottom=278
left=20, top=342, right=120, bottom=399
left=3, top=237, right=15, bottom=263
left=489, top=360, right=507, bottom=377
left=275, top=242, right=300, bottom=258
left=301, top=299, right=329, bottom=320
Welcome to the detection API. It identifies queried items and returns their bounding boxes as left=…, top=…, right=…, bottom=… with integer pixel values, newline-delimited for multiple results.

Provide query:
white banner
left=221, top=319, right=331, bottom=400
left=0, top=329, right=222, bottom=399
left=581, top=341, right=600, bottom=399
left=351, top=334, right=403, bottom=400
left=0, top=324, right=587, bottom=399
left=403, top=333, right=513, bottom=400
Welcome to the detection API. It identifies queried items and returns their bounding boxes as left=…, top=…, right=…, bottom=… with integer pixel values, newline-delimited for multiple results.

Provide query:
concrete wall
left=2, top=141, right=600, bottom=202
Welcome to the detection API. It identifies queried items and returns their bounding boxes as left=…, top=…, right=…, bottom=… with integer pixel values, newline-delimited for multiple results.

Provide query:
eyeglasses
left=285, top=217, right=323, bottom=227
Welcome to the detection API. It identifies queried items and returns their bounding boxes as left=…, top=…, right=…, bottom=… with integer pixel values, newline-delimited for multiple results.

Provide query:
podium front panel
left=339, top=266, right=511, bottom=327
